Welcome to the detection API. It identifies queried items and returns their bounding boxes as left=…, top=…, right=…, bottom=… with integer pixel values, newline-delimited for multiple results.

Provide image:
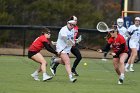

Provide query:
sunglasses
left=44, top=32, right=50, bottom=35
left=109, top=31, right=115, bottom=33
left=47, top=32, right=51, bottom=35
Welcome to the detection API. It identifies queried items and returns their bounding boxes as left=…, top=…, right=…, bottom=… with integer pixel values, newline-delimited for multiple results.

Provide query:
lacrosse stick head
left=96, top=22, right=109, bottom=32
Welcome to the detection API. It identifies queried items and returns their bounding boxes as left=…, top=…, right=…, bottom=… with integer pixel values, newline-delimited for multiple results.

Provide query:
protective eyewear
left=69, top=23, right=75, bottom=27
left=109, top=31, right=115, bottom=33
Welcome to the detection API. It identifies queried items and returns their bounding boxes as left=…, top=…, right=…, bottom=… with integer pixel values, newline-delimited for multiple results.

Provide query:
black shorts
left=113, top=52, right=128, bottom=58
left=28, top=51, right=38, bottom=58
left=113, top=55, right=119, bottom=58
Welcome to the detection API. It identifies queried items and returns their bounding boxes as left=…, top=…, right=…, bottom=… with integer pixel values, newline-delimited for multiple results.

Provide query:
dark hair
left=69, top=16, right=74, bottom=20
left=41, top=28, right=50, bottom=35
left=104, top=33, right=111, bottom=40
left=67, top=15, right=77, bottom=21
left=111, top=25, right=118, bottom=32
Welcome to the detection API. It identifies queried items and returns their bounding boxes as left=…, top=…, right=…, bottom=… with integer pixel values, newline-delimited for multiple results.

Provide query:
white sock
left=125, top=63, right=129, bottom=68
left=120, top=73, right=125, bottom=80
left=130, top=64, right=133, bottom=68
left=33, top=70, right=38, bottom=75
left=69, top=73, right=73, bottom=79
left=54, top=58, right=57, bottom=63
left=43, top=73, right=47, bottom=77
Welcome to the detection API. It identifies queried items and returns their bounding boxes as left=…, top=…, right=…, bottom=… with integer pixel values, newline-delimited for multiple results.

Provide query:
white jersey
left=56, top=26, right=75, bottom=53
left=117, top=26, right=128, bottom=41
left=128, top=25, right=140, bottom=49
left=128, top=25, right=140, bottom=39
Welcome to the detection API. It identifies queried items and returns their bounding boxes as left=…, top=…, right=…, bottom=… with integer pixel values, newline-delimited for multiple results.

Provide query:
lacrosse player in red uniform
left=28, top=28, right=57, bottom=81
left=98, top=26, right=128, bottom=85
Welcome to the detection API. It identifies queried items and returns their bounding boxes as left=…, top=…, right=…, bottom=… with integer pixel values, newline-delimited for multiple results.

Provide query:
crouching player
left=98, top=26, right=128, bottom=84
left=28, top=28, right=58, bottom=81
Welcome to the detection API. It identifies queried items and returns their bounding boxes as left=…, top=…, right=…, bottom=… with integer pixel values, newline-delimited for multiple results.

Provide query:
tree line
left=0, top=0, right=121, bottom=47
left=0, top=0, right=121, bottom=28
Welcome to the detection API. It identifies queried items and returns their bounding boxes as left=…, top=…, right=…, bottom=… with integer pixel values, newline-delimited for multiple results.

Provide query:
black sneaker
left=134, top=60, right=139, bottom=63
left=50, top=67, right=56, bottom=76
left=72, top=71, right=79, bottom=76
left=50, top=56, right=55, bottom=67
left=70, top=77, right=77, bottom=83
left=118, top=78, right=123, bottom=85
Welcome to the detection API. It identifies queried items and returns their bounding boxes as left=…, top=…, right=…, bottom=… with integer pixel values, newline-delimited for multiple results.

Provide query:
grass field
left=0, top=55, right=140, bottom=93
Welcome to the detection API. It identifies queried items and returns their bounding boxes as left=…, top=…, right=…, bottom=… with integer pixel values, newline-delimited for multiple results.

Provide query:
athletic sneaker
left=31, top=74, right=40, bottom=81
left=118, top=79, right=123, bottom=85
left=129, top=67, right=134, bottom=72
left=125, top=68, right=129, bottom=72
left=72, top=71, right=79, bottom=76
left=50, top=67, right=56, bottom=76
left=50, top=56, right=55, bottom=67
left=43, top=75, right=53, bottom=81
left=72, top=68, right=79, bottom=76
left=118, top=75, right=124, bottom=85
left=70, top=77, right=77, bottom=83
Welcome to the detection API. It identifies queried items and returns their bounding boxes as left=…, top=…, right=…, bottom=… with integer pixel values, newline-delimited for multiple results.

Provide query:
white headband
left=135, top=17, right=140, bottom=21
left=67, top=20, right=76, bottom=25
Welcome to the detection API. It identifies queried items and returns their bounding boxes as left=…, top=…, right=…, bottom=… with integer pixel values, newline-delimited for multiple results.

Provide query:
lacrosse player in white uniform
left=125, top=17, right=140, bottom=72
left=117, top=18, right=131, bottom=64
left=117, top=18, right=129, bottom=42
left=50, top=20, right=77, bottom=83
left=50, top=16, right=82, bottom=76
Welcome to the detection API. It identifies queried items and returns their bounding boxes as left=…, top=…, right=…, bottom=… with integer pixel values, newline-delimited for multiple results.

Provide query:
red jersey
left=74, top=26, right=79, bottom=41
left=108, top=34, right=128, bottom=53
left=28, top=35, right=50, bottom=52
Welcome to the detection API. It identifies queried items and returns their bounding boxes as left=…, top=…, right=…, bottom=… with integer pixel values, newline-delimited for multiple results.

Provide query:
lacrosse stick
left=51, top=41, right=57, bottom=45
left=60, top=46, right=67, bottom=53
left=97, top=49, right=113, bottom=56
left=96, top=22, right=113, bottom=32
left=76, top=35, right=82, bottom=43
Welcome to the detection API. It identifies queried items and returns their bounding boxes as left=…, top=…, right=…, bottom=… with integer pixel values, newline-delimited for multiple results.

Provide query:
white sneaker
left=43, top=75, right=53, bottom=81
left=129, top=67, right=134, bottom=72
left=125, top=68, right=129, bottom=72
left=101, top=58, right=107, bottom=61
left=31, top=74, right=40, bottom=81
left=70, top=77, right=77, bottom=83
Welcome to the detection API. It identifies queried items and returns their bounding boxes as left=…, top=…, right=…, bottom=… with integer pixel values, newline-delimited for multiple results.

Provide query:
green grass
left=0, top=56, right=140, bottom=93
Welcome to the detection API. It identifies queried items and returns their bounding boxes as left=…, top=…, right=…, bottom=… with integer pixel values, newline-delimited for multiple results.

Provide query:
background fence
left=0, top=25, right=108, bottom=58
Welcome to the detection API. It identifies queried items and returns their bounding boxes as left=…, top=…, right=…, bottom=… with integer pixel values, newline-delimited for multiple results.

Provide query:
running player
left=50, top=19, right=77, bottom=83
left=117, top=18, right=129, bottom=42
left=125, top=17, right=140, bottom=72
left=28, top=28, right=58, bottom=81
left=116, top=18, right=130, bottom=64
left=98, top=26, right=128, bottom=84
left=50, top=16, right=82, bottom=76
